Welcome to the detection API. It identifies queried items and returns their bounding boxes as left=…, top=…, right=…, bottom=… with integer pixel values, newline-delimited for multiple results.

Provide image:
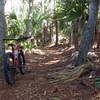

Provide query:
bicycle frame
left=3, top=36, right=30, bottom=85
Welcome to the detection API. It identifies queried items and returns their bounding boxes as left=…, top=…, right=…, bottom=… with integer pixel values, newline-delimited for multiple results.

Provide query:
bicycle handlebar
left=3, top=36, right=31, bottom=41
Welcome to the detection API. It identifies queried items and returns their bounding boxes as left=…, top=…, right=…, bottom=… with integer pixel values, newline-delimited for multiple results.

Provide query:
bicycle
left=3, top=36, right=30, bottom=85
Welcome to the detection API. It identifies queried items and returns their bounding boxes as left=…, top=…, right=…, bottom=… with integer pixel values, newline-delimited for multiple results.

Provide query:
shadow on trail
left=0, top=46, right=99, bottom=100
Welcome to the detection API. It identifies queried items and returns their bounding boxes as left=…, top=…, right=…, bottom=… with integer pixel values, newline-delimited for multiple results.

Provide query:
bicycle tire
left=4, top=52, right=16, bottom=85
left=18, top=50, right=27, bottom=74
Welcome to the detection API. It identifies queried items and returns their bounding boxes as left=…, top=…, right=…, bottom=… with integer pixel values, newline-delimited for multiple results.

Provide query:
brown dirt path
left=0, top=46, right=100, bottom=100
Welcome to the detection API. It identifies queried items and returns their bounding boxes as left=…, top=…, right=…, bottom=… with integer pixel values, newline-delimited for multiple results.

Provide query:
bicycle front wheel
left=4, top=52, right=16, bottom=85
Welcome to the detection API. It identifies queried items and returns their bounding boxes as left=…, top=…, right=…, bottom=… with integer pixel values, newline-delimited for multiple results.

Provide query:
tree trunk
left=68, top=32, right=72, bottom=47
left=72, top=20, right=79, bottom=50
left=55, top=20, right=58, bottom=46
left=0, top=0, right=6, bottom=71
left=97, top=34, right=100, bottom=49
left=50, top=22, right=54, bottom=43
left=49, top=24, right=52, bottom=42
left=96, top=24, right=100, bottom=49
left=25, top=0, right=34, bottom=34
left=43, top=25, right=48, bottom=45
left=75, top=0, right=99, bottom=66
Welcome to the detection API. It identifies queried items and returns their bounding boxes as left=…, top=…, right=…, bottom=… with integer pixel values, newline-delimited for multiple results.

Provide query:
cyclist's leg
left=18, top=53, right=25, bottom=74
left=20, top=50, right=26, bottom=65
left=20, top=50, right=28, bottom=71
left=3, top=64, right=11, bottom=85
left=3, top=53, right=11, bottom=85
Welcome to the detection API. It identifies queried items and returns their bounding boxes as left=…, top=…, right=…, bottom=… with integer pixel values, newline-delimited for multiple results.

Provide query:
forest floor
left=0, top=45, right=100, bottom=100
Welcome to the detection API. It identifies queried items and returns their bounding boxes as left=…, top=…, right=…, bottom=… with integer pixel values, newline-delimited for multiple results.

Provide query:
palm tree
left=6, top=12, right=22, bottom=38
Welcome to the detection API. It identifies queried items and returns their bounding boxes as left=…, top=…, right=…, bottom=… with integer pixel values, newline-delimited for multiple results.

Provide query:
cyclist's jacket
left=13, top=44, right=20, bottom=65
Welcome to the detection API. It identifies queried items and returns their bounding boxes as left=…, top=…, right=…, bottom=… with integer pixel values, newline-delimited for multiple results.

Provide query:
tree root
left=47, top=62, right=95, bottom=83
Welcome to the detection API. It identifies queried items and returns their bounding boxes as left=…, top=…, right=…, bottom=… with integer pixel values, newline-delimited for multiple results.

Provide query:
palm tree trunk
left=75, top=0, right=99, bottom=66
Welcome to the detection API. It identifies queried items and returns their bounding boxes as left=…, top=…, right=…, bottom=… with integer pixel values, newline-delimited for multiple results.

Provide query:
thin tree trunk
left=55, top=20, right=58, bottom=46
left=75, top=0, right=99, bottom=66
left=97, top=32, right=100, bottom=49
left=25, top=0, right=34, bottom=34
left=49, top=24, right=52, bottom=42
left=0, top=0, right=7, bottom=71
left=68, top=32, right=72, bottom=47
left=43, top=25, right=48, bottom=44
left=72, top=20, right=79, bottom=50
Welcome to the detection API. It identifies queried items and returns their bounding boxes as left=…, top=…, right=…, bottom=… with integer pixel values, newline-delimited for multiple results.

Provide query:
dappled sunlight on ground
left=0, top=45, right=100, bottom=100
left=32, top=48, right=46, bottom=55
left=45, top=60, right=60, bottom=65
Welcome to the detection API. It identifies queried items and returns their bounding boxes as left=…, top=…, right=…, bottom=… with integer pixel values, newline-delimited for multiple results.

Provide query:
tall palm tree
left=0, top=0, right=7, bottom=69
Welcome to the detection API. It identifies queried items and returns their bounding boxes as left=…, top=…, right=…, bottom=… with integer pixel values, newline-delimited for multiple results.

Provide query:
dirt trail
left=0, top=46, right=100, bottom=100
